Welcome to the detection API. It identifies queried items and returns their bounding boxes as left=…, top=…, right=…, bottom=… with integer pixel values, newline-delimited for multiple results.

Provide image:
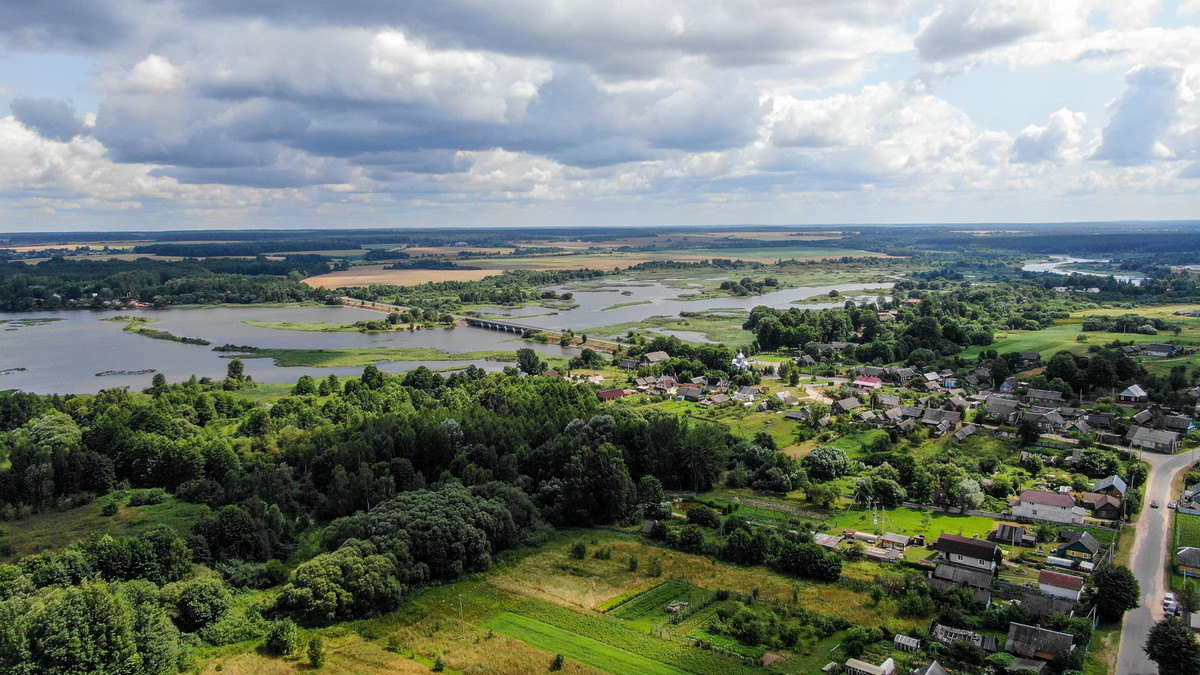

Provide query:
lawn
left=821, top=505, right=997, bottom=542
left=1174, top=511, right=1200, bottom=550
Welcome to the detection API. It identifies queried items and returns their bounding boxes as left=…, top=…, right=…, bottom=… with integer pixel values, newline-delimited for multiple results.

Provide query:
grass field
left=0, top=496, right=206, bottom=561
left=488, top=613, right=690, bottom=675
left=961, top=307, right=1200, bottom=376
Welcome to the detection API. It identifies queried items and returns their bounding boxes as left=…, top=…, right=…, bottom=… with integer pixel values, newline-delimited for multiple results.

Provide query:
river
left=0, top=277, right=894, bottom=395
left=0, top=306, right=572, bottom=395
left=1021, top=256, right=1144, bottom=284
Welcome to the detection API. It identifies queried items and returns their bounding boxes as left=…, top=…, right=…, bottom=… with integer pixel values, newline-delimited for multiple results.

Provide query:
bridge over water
left=462, top=317, right=544, bottom=335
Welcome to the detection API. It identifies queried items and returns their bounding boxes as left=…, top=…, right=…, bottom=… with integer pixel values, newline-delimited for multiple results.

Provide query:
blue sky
left=0, top=0, right=1197, bottom=232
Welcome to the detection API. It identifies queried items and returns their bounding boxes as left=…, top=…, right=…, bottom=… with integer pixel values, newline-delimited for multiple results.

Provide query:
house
left=999, top=377, right=1018, bottom=393
left=800, top=354, right=817, bottom=367
left=705, top=393, right=730, bottom=406
left=1144, top=343, right=1178, bottom=357
left=784, top=409, right=810, bottom=422
left=1055, top=531, right=1101, bottom=560
left=598, top=389, right=630, bottom=402
left=639, top=351, right=670, bottom=366
left=881, top=533, right=911, bottom=549
left=1118, top=384, right=1149, bottom=403
left=911, top=662, right=951, bottom=675
left=1126, top=426, right=1182, bottom=452
left=991, top=523, right=1036, bottom=547
left=616, top=358, right=638, bottom=370
left=844, top=657, right=896, bottom=675
left=676, top=386, right=703, bottom=402
left=1020, top=352, right=1043, bottom=367
left=932, top=563, right=994, bottom=592
left=854, top=375, right=883, bottom=389
left=1019, top=409, right=1066, bottom=433
left=1012, top=490, right=1085, bottom=525
left=893, top=635, right=921, bottom=653
left=1188, top=386, right=1200, bottom=400
left=1166, top=415, right=1195, bottom=433
left=932, top=534, right=1001, bottom=570
left=1038, top=570, right=1085, bottom=601
left=1079, top=493, right=1122, bottom=520
left=1025, top=389, right=1064, bottom=406
left=834, top=397, right=862, bottom=414
left=952, top=424, right=978, bottom=442
left=1006, top=622, right=1075, bottom=661
left=879, top=394, right=902, bottom=408
left=1093, top=475, right=1128, bottom=497
left=733, top=386, right=760, bottom=402
left=987, top=397, right=1021, bottom=423
left=775, top=391, right=801, bottom=406
left=1178, top=547, right=1200, bottom=578
left=1132, top=409, right=1154, bottom=425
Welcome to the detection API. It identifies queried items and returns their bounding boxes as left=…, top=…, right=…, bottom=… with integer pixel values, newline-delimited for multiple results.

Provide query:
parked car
left=1165, top=593, right=1177, bottom=608
left=1151, top=500, right=1160, bottom=508
left=1170, top=501, right=1178, bottom=509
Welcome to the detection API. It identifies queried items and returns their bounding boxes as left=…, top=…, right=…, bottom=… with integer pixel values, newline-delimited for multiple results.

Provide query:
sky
left=0, top=1, right=1198, bottom=232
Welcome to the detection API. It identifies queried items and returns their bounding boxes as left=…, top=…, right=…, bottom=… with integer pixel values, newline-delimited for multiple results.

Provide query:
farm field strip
left=503, top=600, right=762, bottom=675
left=487, top=613, right=687, bottom=675
left=607, top=581, right=693, bottom=619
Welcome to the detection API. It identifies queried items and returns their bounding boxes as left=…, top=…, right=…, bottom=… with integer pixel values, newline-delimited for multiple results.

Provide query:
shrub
left=127, top=488, right=170, bottom=506
left=551, top=654, right=565, bottom=671
left=570, top=540, right=587, bottom=559
left=648, top=556, right=664, bottom=577
left=265, top=619, right=299, bottom=656
left=628, top=554, right=639, bottom=572
left=308, top=636, right=325, bottom=668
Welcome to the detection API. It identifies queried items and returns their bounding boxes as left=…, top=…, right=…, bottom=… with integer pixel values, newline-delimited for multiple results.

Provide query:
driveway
left=1116, top=448, right=1198, bottom=674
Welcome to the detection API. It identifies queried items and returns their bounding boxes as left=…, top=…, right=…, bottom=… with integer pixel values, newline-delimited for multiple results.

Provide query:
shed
left=893, top=634, right=921, bottom=652
left=1006, top=622, right=1075, bottom=660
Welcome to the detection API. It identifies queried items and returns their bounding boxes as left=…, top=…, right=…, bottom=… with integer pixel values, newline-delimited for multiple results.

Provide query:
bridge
left=462, top=317, right=545, bottom=335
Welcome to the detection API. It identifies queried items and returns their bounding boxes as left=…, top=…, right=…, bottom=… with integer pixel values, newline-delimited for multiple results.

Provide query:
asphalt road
left=1116, top=448, right=1197, bottom=675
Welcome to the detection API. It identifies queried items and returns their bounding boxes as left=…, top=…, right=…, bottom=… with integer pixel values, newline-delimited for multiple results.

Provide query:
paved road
left=1116, top=449, right=1197, bottom=674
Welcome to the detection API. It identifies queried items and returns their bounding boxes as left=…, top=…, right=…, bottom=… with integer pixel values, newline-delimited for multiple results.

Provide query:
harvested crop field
left=304, top=266, right=503, bottom=288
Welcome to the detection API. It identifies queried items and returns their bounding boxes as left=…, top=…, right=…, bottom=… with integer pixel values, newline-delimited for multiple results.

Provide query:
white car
left=1165, top=593, right=1177, bottom=608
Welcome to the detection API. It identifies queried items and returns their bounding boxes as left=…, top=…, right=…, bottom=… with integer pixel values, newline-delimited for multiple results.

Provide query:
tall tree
left=1145, top=618, right=1200, bottom=674
left=1092, top=565, right=1140, bottom=620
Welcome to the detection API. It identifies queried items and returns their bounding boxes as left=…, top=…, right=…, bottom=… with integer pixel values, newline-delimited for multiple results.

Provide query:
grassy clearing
left=0, top=496, right=207, bottom=561
left=241, top=347, right=520, bottom=367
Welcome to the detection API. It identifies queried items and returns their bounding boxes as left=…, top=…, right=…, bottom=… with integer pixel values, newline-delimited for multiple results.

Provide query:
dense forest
left=0, top=365, right=853, bottom=671
left=0, top=257, right=336, bottom=311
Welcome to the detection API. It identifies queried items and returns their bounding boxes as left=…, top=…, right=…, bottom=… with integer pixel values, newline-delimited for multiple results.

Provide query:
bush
left=308, top=636, right=325, bottom=668
left=265, top=619, right=299, bottom=656
left=101, top=502, right=119, bottom=517
left=648, top=556, right=664, bottom=577
left=686, top=505, right=721, bottom=528
left=172, top=577, right=233, bottom=632
left=628, top=554, right=639, bottom=572
left=128, top=488, right=169, bottom=506
left=433, top=655, right=446, bottom=672
left=570, top=540, right=587, bottom=559
left=551, top=653, right=565, bottom=671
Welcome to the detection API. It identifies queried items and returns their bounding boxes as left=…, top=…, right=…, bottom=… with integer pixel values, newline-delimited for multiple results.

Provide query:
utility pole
left=458, top=594, right=465, bottom=641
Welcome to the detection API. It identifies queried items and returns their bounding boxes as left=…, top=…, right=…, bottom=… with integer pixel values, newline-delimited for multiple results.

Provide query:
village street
left=1117, top=448, right=1198, bottom=674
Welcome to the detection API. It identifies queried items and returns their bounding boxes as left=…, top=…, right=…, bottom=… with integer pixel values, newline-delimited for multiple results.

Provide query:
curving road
left=1116, top=448, right=1197, bottom=674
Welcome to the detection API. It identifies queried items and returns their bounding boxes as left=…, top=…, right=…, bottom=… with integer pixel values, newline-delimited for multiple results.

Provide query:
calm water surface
left=0, top=306, right=569, bottom=394
left=1, top=277, right=895, bottom=394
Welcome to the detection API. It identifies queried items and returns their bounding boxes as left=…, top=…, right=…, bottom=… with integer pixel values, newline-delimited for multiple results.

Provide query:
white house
left=1011, top=490, right=1085, bottom=525
left=1038, top=570, right=1085, bottom=601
